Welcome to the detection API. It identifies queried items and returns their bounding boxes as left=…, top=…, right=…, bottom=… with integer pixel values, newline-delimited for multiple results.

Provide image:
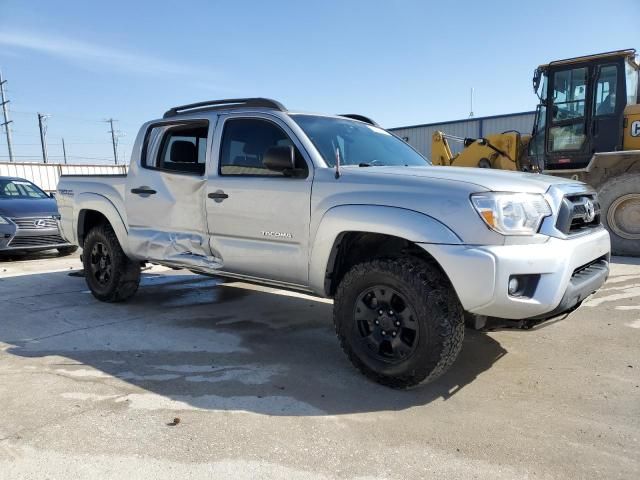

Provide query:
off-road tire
left=333, top=257, right=464, bottom=388
left=599, top=173, right=640, bottom=257
left=82, top=223, right=140, bottom=302
left=57, top=245, right=79, bottom=256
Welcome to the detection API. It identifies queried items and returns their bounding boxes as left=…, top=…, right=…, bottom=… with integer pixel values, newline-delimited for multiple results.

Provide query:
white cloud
left=0, top=31, right=216, bottom=79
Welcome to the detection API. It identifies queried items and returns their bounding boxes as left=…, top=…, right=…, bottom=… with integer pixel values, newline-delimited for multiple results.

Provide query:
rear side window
left=219, top=118, right=308, bottom=177
left=0, top=179, right=48, bottom=199
left=143, top=121, right=208, bottom=175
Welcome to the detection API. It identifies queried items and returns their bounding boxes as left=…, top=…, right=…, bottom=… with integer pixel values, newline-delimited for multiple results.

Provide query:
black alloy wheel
left=89, top=241, right=113, bottom=286
left=353, top=285, right=419, bottom=363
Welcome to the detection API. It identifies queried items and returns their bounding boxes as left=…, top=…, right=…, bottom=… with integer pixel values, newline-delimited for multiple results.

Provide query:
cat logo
left=631, top=120, right=640, bottom=137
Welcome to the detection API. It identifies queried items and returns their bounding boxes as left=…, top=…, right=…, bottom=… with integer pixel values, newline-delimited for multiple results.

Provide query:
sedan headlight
left=471, top=193, right=551, bottom=235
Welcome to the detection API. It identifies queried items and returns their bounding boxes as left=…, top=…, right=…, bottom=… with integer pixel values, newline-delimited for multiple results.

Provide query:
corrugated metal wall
left=389, top=111, right=535, bottom=159
left=0, top=162, right=127, bottom=192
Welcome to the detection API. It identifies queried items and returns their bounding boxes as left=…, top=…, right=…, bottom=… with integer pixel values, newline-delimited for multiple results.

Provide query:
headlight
left=0, top=216, right=9, bottom=224
left=471, top=193, right=551, bottom=235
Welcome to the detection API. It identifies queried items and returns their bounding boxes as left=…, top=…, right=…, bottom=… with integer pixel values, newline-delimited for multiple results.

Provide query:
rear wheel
left=82, top=223, right=140, bottom=302
left=599, top=173, right=640, bottom=256
left=333, top=257, right=464, bottom=388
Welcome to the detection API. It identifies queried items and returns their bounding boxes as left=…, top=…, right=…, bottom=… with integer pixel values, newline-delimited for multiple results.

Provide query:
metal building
left=388, top=111, right=536, bottom=160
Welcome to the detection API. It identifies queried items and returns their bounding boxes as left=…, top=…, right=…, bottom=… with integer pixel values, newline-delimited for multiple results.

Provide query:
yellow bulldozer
left=432, top=49, right=640, bottom=256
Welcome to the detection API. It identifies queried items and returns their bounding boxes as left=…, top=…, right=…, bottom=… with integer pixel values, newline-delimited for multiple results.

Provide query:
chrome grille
left=11, top=217, right=59, bottom=230
left=8, top=234, right=66, bottom=248
left=555, top=194, right=601, bottom=235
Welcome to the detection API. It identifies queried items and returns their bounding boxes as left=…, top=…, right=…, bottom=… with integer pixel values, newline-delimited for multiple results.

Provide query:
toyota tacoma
left=56, top=98, right=611, bottom=388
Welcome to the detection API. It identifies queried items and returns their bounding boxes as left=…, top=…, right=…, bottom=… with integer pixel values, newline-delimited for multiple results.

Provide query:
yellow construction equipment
left=431, top=49, right=640, bottom=256
left=432, top=131, right=530, bottom=171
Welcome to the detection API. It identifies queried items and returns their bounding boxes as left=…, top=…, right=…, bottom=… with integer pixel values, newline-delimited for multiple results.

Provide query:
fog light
left=508, top=277, right=520, bottom=295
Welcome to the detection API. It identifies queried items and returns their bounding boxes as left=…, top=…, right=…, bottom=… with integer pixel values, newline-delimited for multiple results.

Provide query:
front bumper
left=0, top=217, right=72, bottom=252
left=424, top=227, right=611, bottom=320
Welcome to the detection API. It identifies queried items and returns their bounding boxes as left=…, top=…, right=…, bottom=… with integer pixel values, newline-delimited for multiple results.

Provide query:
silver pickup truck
left=57, top=98, right=611, bottom=388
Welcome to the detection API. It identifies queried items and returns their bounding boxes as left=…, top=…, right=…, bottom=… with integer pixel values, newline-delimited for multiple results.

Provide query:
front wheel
left=599, top=173, right=640, bottom=257
left=333, top=257, right=464, bottom=388
left=82, top=223, right=140, bottom=302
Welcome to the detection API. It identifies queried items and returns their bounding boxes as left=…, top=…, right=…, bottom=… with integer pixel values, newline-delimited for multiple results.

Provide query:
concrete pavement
left=0, top=252, right=638, bottom=479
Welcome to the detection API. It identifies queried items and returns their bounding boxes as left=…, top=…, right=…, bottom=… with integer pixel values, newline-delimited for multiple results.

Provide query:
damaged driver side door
left=125, top=118, right=221, bottom=270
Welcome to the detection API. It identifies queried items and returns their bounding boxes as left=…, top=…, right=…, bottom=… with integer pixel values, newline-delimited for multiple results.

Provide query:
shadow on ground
left=0, top=249, right=74, bottom=262
left=611, top=255, right=640, bottom=266
left=1, top=269, right=507, bottom=416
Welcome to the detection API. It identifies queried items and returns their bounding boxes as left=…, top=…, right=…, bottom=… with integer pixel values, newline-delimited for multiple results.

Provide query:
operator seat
left=596, top=93, right=616, bottom=116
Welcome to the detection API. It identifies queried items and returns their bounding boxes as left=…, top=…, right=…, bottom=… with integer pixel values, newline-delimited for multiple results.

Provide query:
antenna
left=469, top=87, right=474, bottom=118
left=335, top=146, right=341, bottom=179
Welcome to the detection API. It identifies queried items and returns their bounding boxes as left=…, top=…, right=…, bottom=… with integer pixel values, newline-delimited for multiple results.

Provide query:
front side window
left=551, top=67, right=587, bottom=122
left=144, top=122, right=208, bottom=175
left=593, top=64, right=618, bottom=116
left=548, top=67, right=587, bottom=152
left=0, top=179, right=48, bottom=199
left=292, top=114, right=429, bottom=167
left=219, top=118, right=308, bottom=177
left=529, top=104, right=547, bottom=158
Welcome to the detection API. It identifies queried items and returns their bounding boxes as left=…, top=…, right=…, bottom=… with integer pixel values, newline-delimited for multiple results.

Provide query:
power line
left=0, top=70, right=15, bottom=162
left=104, top=118, right=126, bottom=165
left=10, top=109, right=110, bottom=124
left=62, top=137, right=67, bottom=164
left=37, top=113, right=51, bottom=163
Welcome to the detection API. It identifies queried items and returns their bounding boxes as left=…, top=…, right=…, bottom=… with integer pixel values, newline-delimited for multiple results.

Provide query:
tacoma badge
left=261, top=231, right=293, bottom=239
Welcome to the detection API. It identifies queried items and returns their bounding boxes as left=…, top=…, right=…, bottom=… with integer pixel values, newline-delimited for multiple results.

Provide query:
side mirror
left=49, top=192, right=56, bottom=199
left=263, top=145, right=295, bottom=173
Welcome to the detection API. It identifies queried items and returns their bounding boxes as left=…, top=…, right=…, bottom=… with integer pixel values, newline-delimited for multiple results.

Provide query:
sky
left=0, top=0, right=639, bottom=164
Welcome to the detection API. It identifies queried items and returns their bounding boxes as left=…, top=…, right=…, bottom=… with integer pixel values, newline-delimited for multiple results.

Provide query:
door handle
left=131, top=187, right=157, bottom=195
left=208, top=191, right=229, bottom=200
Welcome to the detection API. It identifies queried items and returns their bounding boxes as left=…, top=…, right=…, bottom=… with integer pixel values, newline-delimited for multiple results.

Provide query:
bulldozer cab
left=528, top=49, right=639, bottom=171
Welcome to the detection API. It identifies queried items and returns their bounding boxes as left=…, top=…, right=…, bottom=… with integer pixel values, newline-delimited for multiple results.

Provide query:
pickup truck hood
left=345, top=165, right=579, bottom=193
left=0, top=198, right=59, bottom=218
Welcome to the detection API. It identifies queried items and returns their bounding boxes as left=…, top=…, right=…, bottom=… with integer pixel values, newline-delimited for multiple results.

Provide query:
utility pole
left=107, top=118, right=118, bottom=164
left=0, top=70, right=15, bottom=162
left=469, top=87, right=474, bottom=118
left=62, top=137, right=67, bottom=164
left=37, top=113, right=50, bottom=163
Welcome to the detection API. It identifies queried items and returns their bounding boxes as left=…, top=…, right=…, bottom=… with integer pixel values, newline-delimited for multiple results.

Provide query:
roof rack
left=163, top=98, right=287, bottom=118
left=338, top=114, right=379, bottom=127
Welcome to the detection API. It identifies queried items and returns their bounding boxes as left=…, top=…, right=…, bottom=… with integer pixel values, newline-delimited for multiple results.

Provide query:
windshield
left=0, top=179, right=49, bottom=199
left=291, top=114, right=429, bottom=167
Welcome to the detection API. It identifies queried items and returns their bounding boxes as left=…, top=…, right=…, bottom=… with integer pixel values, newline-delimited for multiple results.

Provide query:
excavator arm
left=431, top=130, right=530, bottom=170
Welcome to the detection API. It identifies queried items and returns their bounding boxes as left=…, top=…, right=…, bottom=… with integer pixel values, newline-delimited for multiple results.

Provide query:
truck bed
left=57, top=174, right=128, bottom=245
